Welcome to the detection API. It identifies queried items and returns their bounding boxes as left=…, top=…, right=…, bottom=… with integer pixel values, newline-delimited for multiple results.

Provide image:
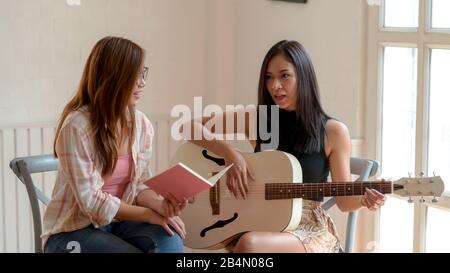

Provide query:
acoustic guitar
left=171, top=142, right=445, bottom=250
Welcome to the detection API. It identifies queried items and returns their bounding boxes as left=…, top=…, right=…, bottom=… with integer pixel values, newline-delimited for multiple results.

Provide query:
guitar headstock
left=393, top=176, right=445, bottom=203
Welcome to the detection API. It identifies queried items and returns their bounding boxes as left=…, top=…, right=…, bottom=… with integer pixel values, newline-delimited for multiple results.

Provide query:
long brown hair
left=54, top=36, right=145, bottom=175
left=256, top=40, right=330, bottom=154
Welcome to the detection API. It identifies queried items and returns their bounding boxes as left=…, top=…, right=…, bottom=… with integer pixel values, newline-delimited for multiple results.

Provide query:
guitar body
left=171, top=142, right=303, bottom=250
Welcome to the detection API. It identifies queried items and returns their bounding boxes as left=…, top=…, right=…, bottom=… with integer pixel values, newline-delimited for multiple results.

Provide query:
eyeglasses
left=136, top=66, right=149, bottom=84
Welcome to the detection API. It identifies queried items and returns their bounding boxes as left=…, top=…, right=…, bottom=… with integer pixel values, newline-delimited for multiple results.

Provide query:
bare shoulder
left=325, top=120, right=351, bottom=148
left=325, top=120, right=349, bottom=136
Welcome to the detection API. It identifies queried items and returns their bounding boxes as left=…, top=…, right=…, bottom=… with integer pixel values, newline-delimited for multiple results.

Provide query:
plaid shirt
left=41, top=107, right=154, bottom=249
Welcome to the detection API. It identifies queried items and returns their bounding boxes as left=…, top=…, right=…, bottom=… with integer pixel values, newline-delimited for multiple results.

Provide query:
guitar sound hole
left=200, top=213, right=238, bottom=237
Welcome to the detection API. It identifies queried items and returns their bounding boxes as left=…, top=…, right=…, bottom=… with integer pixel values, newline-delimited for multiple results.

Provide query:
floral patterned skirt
left=285, top=200, right=341, bottom=253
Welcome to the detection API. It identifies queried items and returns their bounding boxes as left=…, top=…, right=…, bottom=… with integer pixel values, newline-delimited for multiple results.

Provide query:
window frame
left=366, top=0, right=450, bottom=253
left=428, top=0, right=450, bottom=33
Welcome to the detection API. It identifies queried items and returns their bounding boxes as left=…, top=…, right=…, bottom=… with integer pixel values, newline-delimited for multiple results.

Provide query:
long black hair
left=256, top=40, right=330, bottom=154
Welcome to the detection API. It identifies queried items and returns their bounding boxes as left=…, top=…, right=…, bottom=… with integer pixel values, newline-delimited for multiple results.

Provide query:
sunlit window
left=426, top=207, right=450, bottom=252
left=383, top=0, right=419, bottom=28
left=428, top=49, right=450, bottom=195
left=375, top=0, right=450, bottom=253
left=379, top=197, right=414, bottom=252
left=431, top=0, right=450, bottom=29
left=381, top=47, right=417, bottom=178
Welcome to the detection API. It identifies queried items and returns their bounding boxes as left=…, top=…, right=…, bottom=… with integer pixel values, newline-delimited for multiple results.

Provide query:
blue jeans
left=44, top=221, right=184, bottom=253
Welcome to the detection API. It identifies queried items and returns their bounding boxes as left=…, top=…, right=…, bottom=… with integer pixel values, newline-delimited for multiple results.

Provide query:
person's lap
left=110, top=220, right=183, bottom=253
left=45, top=221, right=183, bottom=253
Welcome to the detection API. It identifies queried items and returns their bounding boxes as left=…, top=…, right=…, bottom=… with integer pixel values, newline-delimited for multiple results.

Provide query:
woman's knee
left=129, top=224, right=184, bottom=253
left=154, top=230, right=184, bottom=253
left=233, top=232, right=260, bottom=253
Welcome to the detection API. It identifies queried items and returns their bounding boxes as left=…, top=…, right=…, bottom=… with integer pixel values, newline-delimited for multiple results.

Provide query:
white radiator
left=0, top=115, right=177, bottom=253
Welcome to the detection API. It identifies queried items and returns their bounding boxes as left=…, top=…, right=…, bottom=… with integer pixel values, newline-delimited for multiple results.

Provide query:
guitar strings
left=210, top=184, right=392, bottom=199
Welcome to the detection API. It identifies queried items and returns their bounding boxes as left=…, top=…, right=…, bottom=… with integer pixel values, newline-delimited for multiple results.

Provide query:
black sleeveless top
left=257, top=109, right=330, bottom=202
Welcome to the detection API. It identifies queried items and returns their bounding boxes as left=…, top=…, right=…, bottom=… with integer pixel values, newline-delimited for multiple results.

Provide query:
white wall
left=233, top=0, right=367, bottom=139
left=0, top=0, right=209, bottom=125
left=0, top=0, right=367, bottom=138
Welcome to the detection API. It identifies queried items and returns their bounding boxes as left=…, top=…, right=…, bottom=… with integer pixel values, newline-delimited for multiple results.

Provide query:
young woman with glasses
left=42, top=36, right=187, bottom=253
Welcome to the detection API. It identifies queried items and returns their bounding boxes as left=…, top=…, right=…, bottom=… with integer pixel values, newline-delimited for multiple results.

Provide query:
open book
left=144, top=163, right=233, bottom=202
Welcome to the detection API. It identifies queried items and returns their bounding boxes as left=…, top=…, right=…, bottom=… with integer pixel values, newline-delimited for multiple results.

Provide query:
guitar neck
left=265, top=181, right=394, bottom=200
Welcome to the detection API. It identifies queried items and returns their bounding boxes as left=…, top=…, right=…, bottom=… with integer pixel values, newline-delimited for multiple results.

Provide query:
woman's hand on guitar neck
left=224, top=148, right=256, bottom=199
left=360, top=188, right=386, bottom=211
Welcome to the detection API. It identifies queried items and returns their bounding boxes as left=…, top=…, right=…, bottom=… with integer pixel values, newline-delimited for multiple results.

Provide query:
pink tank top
left=102, top=154, right=132, bottom=198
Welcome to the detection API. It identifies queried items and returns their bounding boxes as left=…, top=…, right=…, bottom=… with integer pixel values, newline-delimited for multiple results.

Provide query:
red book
left=144, top=163, right=233, bottom=202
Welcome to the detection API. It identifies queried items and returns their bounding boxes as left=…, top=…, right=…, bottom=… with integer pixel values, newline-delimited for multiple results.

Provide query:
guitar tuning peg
left=432, top=196, right=438, bottom=203
left=419, top=197, right=425, bottom=203
left=420, top=171, right=425, bottom=177
left=408, top=196, right=413, bottom=203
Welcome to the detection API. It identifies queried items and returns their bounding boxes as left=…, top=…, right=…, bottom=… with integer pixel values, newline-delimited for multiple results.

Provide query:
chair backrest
left=9, top=154, right=59, bottom=253
left=321, top=157, right=379, bottom=253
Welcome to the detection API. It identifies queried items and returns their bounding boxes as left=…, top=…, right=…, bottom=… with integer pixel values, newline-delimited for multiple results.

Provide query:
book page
left=207, top=164, right=233, bottom=185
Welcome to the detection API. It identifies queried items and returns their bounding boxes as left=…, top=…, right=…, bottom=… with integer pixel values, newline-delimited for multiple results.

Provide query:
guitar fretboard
left=265, top=181, right=393, bottom=200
